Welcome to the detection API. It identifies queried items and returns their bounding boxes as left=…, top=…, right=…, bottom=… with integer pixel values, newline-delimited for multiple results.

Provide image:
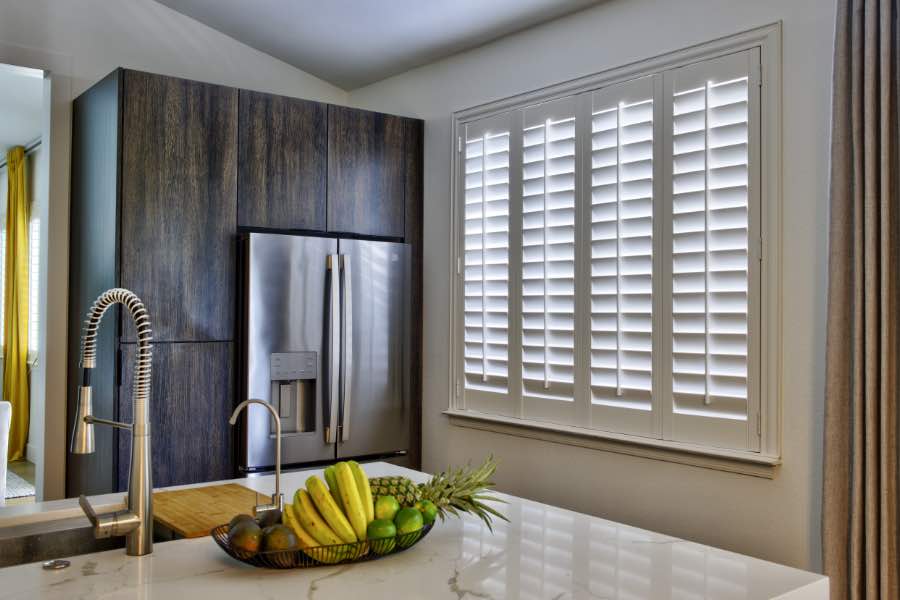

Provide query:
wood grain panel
left=327, top=106, right=405, bottom=238
left=119, top=70, right=237, bottom=342
left=238, top=91, right=327, bottom=231
left=118, top=342, right=234, bottom=490
left=67, top=70, right=122, bottom=497
left=403, top=118, right=424, bottom=470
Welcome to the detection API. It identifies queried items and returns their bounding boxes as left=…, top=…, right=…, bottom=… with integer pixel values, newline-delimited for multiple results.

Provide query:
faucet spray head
left=70, top=385, right=95, bottom=454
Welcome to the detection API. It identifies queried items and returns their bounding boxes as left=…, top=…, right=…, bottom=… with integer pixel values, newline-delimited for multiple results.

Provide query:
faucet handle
left=78, top=495, right=100, bottom=528
left=78, top=494, right=141, bottom=539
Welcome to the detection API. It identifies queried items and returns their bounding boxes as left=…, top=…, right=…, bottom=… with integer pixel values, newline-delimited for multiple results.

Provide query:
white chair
left=0, top=401, right=11, bottom=505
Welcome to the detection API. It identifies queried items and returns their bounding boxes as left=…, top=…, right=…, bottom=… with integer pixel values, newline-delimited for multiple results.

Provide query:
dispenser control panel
left=270, top=352, right=316, bottom=381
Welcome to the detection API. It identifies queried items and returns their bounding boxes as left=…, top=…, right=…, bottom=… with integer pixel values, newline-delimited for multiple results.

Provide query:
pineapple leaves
left=368, top=456, right=508, bottom=530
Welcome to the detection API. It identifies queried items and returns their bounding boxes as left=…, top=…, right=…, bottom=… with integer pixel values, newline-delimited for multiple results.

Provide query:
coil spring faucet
left=70, top=288, right=154, bottom=556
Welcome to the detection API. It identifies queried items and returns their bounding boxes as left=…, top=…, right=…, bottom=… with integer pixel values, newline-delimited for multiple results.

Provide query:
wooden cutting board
left=152, top=483, right=263, bottom=538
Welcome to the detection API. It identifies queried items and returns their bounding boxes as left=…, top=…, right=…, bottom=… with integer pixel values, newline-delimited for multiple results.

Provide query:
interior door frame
left=0, top=40, right=73, bottom=501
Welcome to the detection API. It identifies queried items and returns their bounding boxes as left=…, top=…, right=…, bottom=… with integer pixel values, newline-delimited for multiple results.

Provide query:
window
left=451, top=28, right=779, bottom=464
left=0, top=201, right=42, bottom=360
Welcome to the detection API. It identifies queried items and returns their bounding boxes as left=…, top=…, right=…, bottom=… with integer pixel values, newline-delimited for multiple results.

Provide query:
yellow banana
left=282, top=502, right=318, bottom=549
left=335, top=462, right=367, bottom=540
left=285, top=500, right=347, bottom=564
left=348, top=460, right=374, bottom=523
left=306, top=475, right=357, bottom=543
left=324, top=465, right=344, bottom=510
left=293, top=489, right=343, bottom=546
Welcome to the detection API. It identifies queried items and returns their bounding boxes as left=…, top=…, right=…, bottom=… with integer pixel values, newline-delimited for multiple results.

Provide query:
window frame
left=448, top=23, right=782, bottom=475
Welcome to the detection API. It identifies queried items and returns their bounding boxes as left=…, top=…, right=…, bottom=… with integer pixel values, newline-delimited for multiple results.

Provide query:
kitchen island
left=0, top=463, right=827, bottom=599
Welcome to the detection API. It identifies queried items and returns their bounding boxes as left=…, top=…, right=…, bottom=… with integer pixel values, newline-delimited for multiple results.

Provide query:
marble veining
left=0, top=463, right=827, bottom=599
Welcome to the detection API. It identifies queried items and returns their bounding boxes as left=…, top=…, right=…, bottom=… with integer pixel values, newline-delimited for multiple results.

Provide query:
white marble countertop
left=0, top=462, right=827, bottom=599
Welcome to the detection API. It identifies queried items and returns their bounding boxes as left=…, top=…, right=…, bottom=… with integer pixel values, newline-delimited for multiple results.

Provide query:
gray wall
left=350, top=0, right=835, bottom=570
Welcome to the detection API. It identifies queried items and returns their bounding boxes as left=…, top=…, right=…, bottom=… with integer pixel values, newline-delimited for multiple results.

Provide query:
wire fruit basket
left=211, top=522, right=434, bottom=569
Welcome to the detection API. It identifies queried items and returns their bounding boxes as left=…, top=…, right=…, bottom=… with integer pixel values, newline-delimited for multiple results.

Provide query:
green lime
left=414, top=500, right=438, bottom=525
left=394, top=507, right=424, bottom=548
left=367, top=518, right=397, bottom=555
left=374, top=495, right=401, bottom=521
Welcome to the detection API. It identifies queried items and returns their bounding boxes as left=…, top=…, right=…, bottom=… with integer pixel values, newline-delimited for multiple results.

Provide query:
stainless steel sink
left=0, top=517, right=176, bottom=568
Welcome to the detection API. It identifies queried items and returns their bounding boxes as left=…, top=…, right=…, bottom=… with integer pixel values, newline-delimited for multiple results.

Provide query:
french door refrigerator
left=237, top=232, right=411, bottom=472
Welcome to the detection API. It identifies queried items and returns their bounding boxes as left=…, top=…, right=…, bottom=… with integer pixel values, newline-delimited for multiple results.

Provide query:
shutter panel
left=521, top=96, right=578, bottom=424
left=461, top=113, right=514, bottom=415
left=665, top=49, right=760, bottom=449
left=588, top=75, right=657, bottom=437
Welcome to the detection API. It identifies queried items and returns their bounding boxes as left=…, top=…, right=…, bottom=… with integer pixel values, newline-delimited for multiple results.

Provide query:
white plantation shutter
left=521, top=97, right=578, bottom=424
left=461, top=113, right=515, bottom=415
left=588, top=76, right=658, bottom=437
left=664, top=49, right=761, bottom=450
left=453, top=42, right=768, bottom=455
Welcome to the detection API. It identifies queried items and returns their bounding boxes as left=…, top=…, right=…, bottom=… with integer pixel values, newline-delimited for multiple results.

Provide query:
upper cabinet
left=327, top=106, right=406, bottom=238
left=119, top=71, right=238, bottom=342
left=237, top=91, right=327, bottom=231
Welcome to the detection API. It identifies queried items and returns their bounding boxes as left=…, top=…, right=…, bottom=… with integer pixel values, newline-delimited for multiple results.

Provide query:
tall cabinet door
left=118, top=342, right=234, bottom=489
left=119, top=70, right=238, bottom=342
left=327, top=106, right=406, bottom=238
left=238, top=91, right=327, bottom=231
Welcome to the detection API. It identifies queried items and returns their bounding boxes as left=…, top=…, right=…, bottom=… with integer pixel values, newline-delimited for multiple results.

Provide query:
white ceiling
left=155, top=0, right=602, bottom=90
left=0, top=65, right=44, bottom=157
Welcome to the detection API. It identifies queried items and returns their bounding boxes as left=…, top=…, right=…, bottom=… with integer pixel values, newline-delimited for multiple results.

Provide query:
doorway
left=0, top=62, right=47, bottom=506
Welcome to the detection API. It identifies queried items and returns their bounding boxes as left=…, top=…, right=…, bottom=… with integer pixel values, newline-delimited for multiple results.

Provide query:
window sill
left=444, top=409, right=781, bottom=479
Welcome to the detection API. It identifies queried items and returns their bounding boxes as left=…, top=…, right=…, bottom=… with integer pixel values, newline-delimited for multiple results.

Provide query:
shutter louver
left=463, top=119, right=511, bottom=400
left=521, top=98, right=577, bottom=419
left=589, top=76, right=656, bottom=436
left=666, top=49, right=759, bottom=449
left=454, top=46, right=764, bottom=452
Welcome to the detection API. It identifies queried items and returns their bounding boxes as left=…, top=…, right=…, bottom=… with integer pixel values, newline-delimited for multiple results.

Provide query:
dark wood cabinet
left=70, top=69, right=425, bottom=495
left=327, top=106, right=406, bottom=238
left=69, top=69, right=238, bottom=496
left=67, top=71, right=122, bottom=496
left=120, top=71, right=237, bottom=343
left=403, top=119, right=424, bottom=470
left=238, top=91, right=327, bottom=231
left=117, top=342, right=234, bottom=489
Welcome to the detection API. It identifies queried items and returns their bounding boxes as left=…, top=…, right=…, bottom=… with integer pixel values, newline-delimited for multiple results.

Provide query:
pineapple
left=369, top=456, right=508, bottom=530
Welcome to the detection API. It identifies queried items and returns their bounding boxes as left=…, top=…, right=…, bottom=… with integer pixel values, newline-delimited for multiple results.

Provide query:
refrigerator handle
left=340, top=254, right=353, bottom=442
left=325, top=254, right=340, bottom=444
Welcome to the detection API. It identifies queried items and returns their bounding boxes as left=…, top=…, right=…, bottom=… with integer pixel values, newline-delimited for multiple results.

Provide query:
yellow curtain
left=4, top=147, right=30, bottom=462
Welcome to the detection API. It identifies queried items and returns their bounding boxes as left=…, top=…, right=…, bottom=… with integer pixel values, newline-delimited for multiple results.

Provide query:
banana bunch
left=282, top=461, right=374, bottom=563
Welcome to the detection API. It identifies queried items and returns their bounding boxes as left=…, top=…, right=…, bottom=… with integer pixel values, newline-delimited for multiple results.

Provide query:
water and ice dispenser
left=269, top=351, right=316, bottom=434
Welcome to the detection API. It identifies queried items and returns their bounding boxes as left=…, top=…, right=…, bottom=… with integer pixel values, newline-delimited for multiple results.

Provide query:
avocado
left=228, top=520, right=263, bottom=555
left=261, top=524, right=299, bottom=552
left=228, top=513, right=256, bottom=530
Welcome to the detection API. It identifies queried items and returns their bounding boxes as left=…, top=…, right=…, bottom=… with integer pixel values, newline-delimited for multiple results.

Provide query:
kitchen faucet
left=70, top=288, right=154, bottom=556
left=228, top=399, right=284, bottom=519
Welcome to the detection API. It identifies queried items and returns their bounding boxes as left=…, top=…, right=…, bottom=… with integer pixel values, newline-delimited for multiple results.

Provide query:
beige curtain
left=823, top=0, right=900, bottom=598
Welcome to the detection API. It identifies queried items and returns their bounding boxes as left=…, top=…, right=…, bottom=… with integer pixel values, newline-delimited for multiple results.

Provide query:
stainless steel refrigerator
left=237, top=232, right=411, bottom=472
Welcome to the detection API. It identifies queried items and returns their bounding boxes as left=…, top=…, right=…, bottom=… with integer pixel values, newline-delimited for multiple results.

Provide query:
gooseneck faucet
left=229, top=399, right=284, bottom=518
left=70, top=288, right=154, bottom=556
